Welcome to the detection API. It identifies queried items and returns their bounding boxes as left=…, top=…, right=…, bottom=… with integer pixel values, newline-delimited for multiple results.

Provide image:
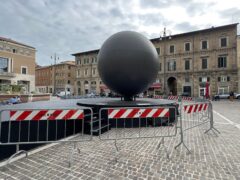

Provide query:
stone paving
left=0, top=101, right=240, bottom=179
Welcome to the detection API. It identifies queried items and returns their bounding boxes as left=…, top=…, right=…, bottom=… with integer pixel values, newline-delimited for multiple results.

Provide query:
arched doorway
left=84, top=81, right=89, bottom=94
left=167, top=77, right=177, bottom=95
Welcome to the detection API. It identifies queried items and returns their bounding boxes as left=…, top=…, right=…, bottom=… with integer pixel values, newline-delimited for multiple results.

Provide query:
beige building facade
left=73, top=50, right=103, bottom=95
left=73, top=23, right=240, bottom=97
left=35, top=61, right=76, bottom=95
left=0, top=37, right=36, bottom=93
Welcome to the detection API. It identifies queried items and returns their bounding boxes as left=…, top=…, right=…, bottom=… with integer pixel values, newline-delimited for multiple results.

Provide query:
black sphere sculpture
left=97, top=31, right=159, bottom=101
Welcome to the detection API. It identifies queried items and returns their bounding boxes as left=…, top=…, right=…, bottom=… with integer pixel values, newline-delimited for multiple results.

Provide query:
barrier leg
left=114, top=139, right=119, bottom=162
left=204, top=102, right=220, bottom=136
left=156, top=137, right=169, bottom=159
left=174, top=98, right=191, bottom=154
left=7, top=144, right=28, bottom=165
left=68, top=142, right=80, bottom=168
left=174, top=127, right=191, bottom=154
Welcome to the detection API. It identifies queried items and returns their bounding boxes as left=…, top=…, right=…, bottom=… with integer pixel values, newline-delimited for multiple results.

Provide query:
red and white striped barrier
left=9, top=109, right=84, bottom=121
left=153, top=95, right=193, bottom=102
left=168, top=96, right=179, bottom=100
left=183, top=103, right=208, bottom=114
left=108, top=108, right=169, bottom=119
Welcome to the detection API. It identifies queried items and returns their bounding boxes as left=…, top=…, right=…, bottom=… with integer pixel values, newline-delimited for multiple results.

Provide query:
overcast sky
left=0, top=0, right=240, bottom=65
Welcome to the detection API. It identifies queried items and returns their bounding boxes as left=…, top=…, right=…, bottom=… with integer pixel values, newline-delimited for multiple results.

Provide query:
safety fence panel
left=0, top=107, right=93, bottom=145
left=99, top=106, right=178, bottom=141
left=154, top=95, right=194, bottom=102
left=181, top=102, right=210, bottom=131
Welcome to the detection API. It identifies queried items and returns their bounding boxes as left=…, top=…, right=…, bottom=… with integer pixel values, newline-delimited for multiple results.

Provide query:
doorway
left=167, top=77, right=177, bottom=95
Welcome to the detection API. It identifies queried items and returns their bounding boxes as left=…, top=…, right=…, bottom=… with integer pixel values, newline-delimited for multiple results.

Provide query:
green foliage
left=11, top=85, right=23, bottom=92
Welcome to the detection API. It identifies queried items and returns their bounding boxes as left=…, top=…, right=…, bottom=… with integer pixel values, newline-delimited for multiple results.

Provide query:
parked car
left=214, top=93, right=230, bottom=100
left=214, top=92, right=240, bottom=100
left=86, top=92, right=97, bottom=98
left=56, top=91, right=71, bottom=97
left=235, top=93, right=240, bottom=99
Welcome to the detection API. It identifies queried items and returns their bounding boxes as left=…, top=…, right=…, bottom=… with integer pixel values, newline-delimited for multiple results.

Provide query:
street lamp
left=51, top=53, right=59, bottom=95
left=160, top=27, right=172, bottom=95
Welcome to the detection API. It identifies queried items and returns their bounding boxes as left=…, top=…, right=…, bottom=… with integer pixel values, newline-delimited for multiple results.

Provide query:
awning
left=100, top=85, right=109, bottom=90
left=150, top=83, right=161, bottom=89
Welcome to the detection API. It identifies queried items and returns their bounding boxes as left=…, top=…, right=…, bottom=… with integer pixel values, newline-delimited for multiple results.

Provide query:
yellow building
left=0, top=36, right=36, bottom=93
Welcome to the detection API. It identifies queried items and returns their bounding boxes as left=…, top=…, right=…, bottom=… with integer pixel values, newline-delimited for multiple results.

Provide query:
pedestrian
left=229, top=91, right=234, bottom=101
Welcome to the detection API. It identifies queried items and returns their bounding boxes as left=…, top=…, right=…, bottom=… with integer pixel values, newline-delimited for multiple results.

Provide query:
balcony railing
left=0, top=72, right=16, bottom=77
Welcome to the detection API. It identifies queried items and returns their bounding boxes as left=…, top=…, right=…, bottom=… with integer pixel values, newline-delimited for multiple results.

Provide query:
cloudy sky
left=0, top=0, right=240, bottom=65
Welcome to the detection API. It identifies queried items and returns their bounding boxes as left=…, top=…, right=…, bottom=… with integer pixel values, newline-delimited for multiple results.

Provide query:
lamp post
left=160, top=27, right=171, bottom=95
left=51, top=53, right=59, bottom=95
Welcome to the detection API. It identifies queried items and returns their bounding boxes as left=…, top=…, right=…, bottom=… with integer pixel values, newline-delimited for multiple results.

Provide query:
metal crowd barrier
left=175, top=99, right=220, bottom=153
left=154, top=95, right=194, bottom=102
left=0, top=107, right=93, bottom=167
left=99, top=106, right=178, bottom=159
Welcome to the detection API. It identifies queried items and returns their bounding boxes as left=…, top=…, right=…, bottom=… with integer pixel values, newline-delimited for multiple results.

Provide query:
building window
left=0, top=44, right=3, bottom=50
left=12, top=49, right=17, bottom=53
left=156, top=48, right=160, bottom=55
left=185, top=76, right=190, bottom=83
left=185, top=59, right=190, bottom=70
left=0, top=57, right=8, bottom=72
left=77, top=70, right=81, bottom=77
left=76, top=58, right=81, bottom=65
left=169, top=45, right=175, bottom=53
left=218, top=87, right=229, bottom=94
left=220, top=37, right=227, bottom=47
left=202, top=58, right=208, bottom=69
left=184, top=42, right=190, bottom=52
left=77, top=81, right=81, bottom=86
left=199, top=77, right=210, bottom=82
left=201, top=40, right=208, bottom=50
left=84, top=68, right=88, bottom=76
left=92, top=68, right=96, bottom=75
left=68, top=80, right=70, bottom=84
left=21, top=66, right=27, bottom=74
left=218, top=76, right=230, bottom=82
left=218, top=56, right=227, bottom=68
left=167, top=60, right=176, bottom=71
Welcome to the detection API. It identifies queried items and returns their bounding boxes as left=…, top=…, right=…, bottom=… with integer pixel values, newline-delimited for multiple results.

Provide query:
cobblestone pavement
left=0, top=101, right=240, bottom=180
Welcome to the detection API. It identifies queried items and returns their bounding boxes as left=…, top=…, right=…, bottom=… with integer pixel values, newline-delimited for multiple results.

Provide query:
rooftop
left=72, top=23, right=238, bottom=55
left=0, top=36, right=35, bottom=49
left=36, top=60, right=75, bottom=69
left=151, top=23, right=238, bottom=42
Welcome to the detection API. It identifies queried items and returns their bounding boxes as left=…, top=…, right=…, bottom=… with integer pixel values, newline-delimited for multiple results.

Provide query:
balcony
left=0, top=72, right=16, bottom=77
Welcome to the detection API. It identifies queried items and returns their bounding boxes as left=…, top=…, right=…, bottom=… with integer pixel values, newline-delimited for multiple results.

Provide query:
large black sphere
left=97, top=31, right=159, bottom=99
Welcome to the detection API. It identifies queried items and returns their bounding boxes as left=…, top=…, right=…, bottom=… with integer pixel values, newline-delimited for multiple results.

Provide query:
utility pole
left=51, top=53, right=59, bottom=95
